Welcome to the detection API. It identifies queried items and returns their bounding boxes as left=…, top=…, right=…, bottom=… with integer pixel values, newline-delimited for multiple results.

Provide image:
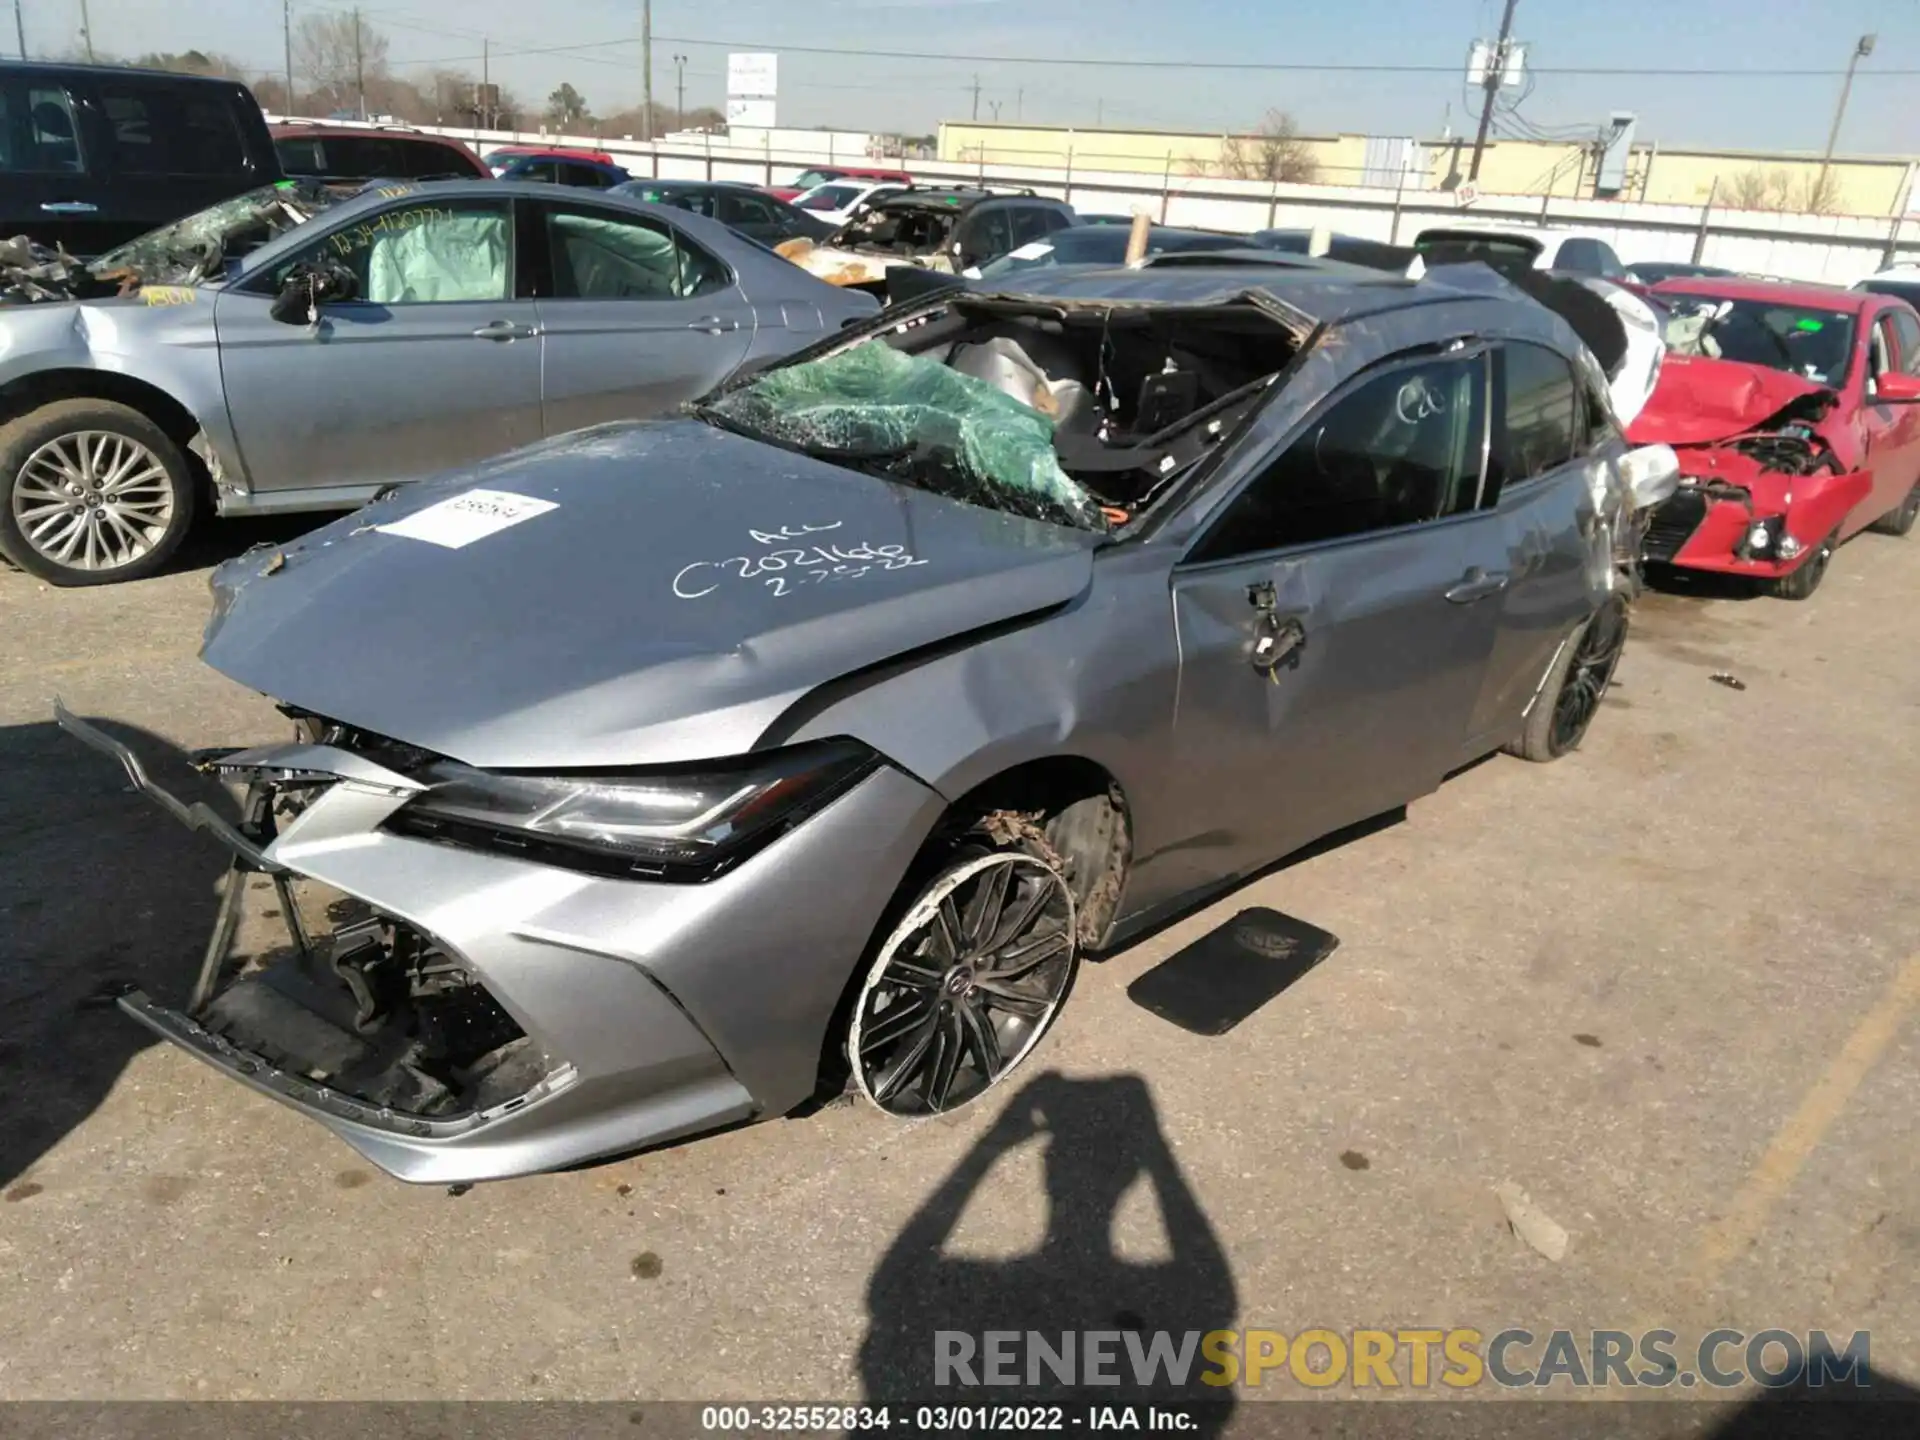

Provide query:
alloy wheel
left=851, top=851, right=1077, bottom=1118
left=11, top=430, right=175, bottom=573
left=1550, top=602, right=1627, bottom=753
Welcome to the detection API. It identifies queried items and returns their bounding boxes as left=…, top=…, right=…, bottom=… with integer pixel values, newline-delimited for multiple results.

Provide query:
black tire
left=1868, top=482, right=1920, bottom=537
left=1505, top=596, right=1629, bottom=763
left=1767, top=528, right=1837, bottom=601
left=0, top=398, right=196, bottom=586
left=845, top=838, right=1079, bottom=1119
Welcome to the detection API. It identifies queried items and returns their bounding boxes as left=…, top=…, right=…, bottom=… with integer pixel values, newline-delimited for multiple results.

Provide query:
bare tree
left=546, top=83, right=590, bottom=130
left=1723, top=167, right=1776, bottom=210
left=1722, top=165, right=1840, bottom=216
left=292, top=12, right=389, bottom=116
left=1218, top=109, right=1319, bottom=184
left=131, top=49, right=249, bottom=79
left=1788, top=168, right=1843, bottom=215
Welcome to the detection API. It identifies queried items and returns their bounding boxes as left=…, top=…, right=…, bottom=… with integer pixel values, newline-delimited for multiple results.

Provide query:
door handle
left=39, top=201, right=98, bottom=214
left=687, top=315, right=740, bottom=334
left=1444, top=566, right=1511, bottom=603
left=1251, top=614, right=1306, bottom=673
left=471, top=319, right=537, bottom=341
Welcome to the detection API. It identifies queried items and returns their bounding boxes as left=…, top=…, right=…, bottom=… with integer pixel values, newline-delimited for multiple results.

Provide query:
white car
left=1853, top=263, right=1920, bottom=311
left=790, top=180, right=907, bottom=227
left=1413, top=223, right=1632, bottom=281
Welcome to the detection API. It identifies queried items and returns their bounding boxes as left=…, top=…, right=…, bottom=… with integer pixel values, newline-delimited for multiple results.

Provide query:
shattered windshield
left=833, top=202, right=961, bottom=256
left=87, top=179, right=345, bottom=289
left=1660, top=294, right=1856, bottom=387
left=697, top=341, right=1108, bottom=531
left=693, top=296, right=1301, bottom=533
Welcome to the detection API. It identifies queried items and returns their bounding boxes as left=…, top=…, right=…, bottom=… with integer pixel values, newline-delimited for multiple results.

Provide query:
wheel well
left=939, top=757, right=1133, bottom=949
left=0, top=370, right=207, bottom=467
left=799, top=755, right=1133, bottom=1111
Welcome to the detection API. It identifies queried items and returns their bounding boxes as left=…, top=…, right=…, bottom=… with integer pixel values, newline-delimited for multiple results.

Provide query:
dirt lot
left=0, top=519, right=1915, bottom=1408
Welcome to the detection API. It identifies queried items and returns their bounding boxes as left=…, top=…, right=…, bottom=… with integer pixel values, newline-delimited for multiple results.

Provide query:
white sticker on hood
left=1007, top=242, right=1053, bottom=260
left=378, top=489, right=557, bottom=549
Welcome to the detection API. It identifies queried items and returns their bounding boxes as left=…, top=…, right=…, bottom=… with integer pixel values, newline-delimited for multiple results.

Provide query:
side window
left=1492, top=342, right=1579, bottom=492
left=1009, top=206, right=1055, bottom=247
left=562, top=163, right=613, bottom=190
left=718, top=191, right=778, bottom=227
left=1869, top=313, right=1899, bottom=385
left=276, top=199, right=512, bottom=304
left=0, top=82, right=86, bottom=172
left=1890, top=309, right=1920, bottom=376
left=1042, top=208, right=1075, bottom=234
left=94, top=80, right=247, bottom=176
left=543, top=203, right=728, bottom=300
left=1189, top=352, right=1489, bottom=563
left=516, top=160, right=560, bottom=184
left=1552, top=239, right=1600, bottom=275
left=1593, top=241, right=1627, bottom=280
left=965, top=207, right=1015, bottom=260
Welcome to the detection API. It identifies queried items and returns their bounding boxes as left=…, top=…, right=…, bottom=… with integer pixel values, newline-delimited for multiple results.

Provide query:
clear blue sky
left=43, top=0, right=1920, bottom=154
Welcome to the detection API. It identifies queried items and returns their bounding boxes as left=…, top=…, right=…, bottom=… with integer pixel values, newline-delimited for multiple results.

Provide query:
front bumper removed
left=55, top=702, right=944, bottom=1182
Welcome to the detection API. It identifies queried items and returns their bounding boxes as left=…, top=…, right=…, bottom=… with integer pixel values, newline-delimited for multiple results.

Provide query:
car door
left=1862, top=305, right=1920, bottom=523
left=1165, top=347, right=1509, bottom=890
left=76, top=73, right=265, bottom=246
left=528, top=197, right=755, bottom=435
left=215, top=194, right=544, bottom=501
left=1464, top=340, right=1612, bottom=752
left=0, top=76, right=109, bottom=252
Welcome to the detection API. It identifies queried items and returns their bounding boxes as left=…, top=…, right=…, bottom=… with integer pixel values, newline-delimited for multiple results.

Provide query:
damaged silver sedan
left=59, top=259, right=1677, bottom=1183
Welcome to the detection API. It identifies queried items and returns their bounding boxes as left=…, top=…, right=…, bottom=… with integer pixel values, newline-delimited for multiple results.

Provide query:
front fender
left=1787, top=467, right=1873, bottom=548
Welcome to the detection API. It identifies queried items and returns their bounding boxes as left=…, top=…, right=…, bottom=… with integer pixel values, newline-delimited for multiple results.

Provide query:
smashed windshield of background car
left=700, top=340, right=1107, bottom=530
left=89, top=180, right=345, bottom=289
left=1660, top=294, right=1855, bottom=387
left=832, top=201, right=961, bottom=256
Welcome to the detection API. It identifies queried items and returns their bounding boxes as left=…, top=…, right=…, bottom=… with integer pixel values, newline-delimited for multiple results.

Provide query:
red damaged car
left=1629, top=278, right=1920, bottom=598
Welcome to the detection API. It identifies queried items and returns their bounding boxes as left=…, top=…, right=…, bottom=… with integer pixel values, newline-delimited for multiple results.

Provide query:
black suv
left=829, top=187, right=1075, bottom=273
left=0, top=61, right=279, bottom=255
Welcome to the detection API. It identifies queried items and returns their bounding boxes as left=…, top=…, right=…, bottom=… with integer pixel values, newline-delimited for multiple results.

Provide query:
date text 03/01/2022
left=699, top=1405, right=1197, bottom=1432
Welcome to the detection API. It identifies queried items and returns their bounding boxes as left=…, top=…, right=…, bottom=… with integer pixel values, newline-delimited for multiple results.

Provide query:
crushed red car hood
left=1626, top=353, right=1836, bottom=447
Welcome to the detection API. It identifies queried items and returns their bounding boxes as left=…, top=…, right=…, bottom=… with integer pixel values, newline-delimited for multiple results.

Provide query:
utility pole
left=76, top=0, right=92, bottom=61
left=1817, top=33, right=1876, bottom=204
left=989, top=100, right=1001, bottom=121
left=641, top=0, right=653, bottom=141
left=14, top=0, right=26, bottom=60
left=673, top=53, right=686, bottom=133
left=970, top=74, right=980, bottom=122
left=282, top=0, right=294, bottom=114
left=352, top=5, right=364, bottom=119
left=1467, top=0, right=1518, bottom=181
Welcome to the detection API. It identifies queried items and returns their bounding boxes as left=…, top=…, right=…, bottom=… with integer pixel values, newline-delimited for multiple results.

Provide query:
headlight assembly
left=385, top=740, right=878, bottom=880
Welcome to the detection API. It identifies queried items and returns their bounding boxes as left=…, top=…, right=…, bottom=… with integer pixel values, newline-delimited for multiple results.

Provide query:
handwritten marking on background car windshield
left=673, top=521, right=926, bottom=600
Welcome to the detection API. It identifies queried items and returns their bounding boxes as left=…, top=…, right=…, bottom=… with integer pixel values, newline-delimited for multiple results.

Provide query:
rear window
left=277, top=134, right=476, bottom=180
left=95, top=78, right=250, bottom=177
left=1415, top=231, right=1542, bottom=272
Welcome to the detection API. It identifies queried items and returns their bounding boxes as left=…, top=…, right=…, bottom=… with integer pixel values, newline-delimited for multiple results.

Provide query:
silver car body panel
left=64, top=261, right=1644, bottom=1180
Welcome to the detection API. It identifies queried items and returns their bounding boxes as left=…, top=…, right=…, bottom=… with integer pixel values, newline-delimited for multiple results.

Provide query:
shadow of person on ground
left=1708, top=1361, right=1920, bottom=1438
left=0, top=717, right=234, bottom=1189
left=861, top=1071, right=1236, bottom=1429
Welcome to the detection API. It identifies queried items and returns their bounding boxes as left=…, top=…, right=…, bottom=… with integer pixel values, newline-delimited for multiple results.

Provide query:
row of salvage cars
left=31, top=183, right=1920, bottom=1183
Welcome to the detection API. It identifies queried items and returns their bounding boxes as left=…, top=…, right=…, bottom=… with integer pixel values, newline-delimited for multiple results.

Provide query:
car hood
left=202, top=419, right=1097, bottom=770
left=1626, top=352, right=1837, bottom=447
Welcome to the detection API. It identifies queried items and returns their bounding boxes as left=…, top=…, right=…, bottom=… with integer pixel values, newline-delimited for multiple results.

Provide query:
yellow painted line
left=1691, top=949, right=1920, bottom=1288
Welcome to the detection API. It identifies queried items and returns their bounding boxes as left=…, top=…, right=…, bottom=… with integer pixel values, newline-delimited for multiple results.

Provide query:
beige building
left=935, top=121, right=1920, bottom=218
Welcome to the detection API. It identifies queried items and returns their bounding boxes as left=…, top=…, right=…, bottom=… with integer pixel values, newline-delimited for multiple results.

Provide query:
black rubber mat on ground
left=1126, top=907, right=1340, bottom=1036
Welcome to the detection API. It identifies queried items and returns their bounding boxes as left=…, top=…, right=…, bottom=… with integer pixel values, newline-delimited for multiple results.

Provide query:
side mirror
left=1620, top=442, right=1681, bottom=511
left=1873, top=370, right=1920, bottom=403
left=269, top=261, right=358, bottom=326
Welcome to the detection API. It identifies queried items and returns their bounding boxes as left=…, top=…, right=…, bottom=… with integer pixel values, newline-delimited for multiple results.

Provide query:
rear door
left=953, top=205, right=1014, bottom=269
left=74, top=73, right=269, bottom=246
left=1165, top=346, right=1508, bottom=890
left=1464, top=340, right=1612, bottom=752
left=215, top=194, right=544, bottom=500
left=527, top=197, right=754, bottom=434
left=0, top=75, right=108, bottom=252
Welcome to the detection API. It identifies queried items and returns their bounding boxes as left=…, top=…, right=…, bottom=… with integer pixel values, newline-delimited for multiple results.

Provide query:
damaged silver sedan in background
left=0, top=178, right=877, bottom=586
left=59, top=258, right=1678, bottom=1182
